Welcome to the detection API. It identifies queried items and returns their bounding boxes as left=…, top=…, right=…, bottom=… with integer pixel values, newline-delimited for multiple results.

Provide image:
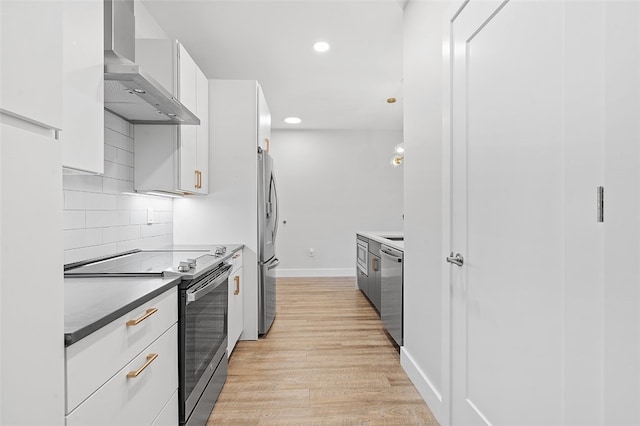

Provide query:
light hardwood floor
left=208, top=277, right=438, bottom=425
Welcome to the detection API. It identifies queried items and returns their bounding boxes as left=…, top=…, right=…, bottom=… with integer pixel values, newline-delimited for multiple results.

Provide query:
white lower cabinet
left=65, top=287, right=178, bottom=426
left=151, top=390, right=179, bottom=426
left=66, top=325, right=178, bottom=426
left=228, top=250, right=244, bottom=355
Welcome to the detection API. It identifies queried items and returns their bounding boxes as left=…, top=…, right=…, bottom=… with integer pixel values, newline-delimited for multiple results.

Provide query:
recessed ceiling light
left=284, top=117, right=302, bottom=124
left=313, top=41, right=330, bottom=53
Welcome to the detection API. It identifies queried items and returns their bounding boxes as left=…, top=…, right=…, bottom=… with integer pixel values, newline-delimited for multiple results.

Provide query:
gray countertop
left=357, top=231, right=404, bottom=251
left=64, top=276, right=181, bottom=346
left=64, top=244, right=243, bottom=347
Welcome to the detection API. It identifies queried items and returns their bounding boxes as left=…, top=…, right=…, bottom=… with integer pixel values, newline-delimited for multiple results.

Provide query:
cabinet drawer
left=66, top=324, right=178, bottom=426
left=229, top=249, right=243, bottom=275
left=151, top=389, right=178, bottom=426
left=66, top=287, right=177, bottom=413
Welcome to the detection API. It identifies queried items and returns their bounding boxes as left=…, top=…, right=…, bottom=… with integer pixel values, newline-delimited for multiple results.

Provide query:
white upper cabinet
left=178, top=44, right=198, bottom=114
left=195, top=67, right=209, bottom=194
left=61, top=0, right=104, bottom=174
left=134, top=40, right=209, bottom=195
left=0, top=1, right=63, bottom=130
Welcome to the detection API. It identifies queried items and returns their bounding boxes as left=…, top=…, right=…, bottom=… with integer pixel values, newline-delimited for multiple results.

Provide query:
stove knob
left=187, top=258, right=197, bottom=267
left=178, top=261, right=190, bottom=272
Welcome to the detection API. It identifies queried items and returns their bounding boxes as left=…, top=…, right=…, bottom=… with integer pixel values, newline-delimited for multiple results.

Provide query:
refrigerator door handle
left=267, top=257, right=280, bottom=270
left=271, top=173, right=279, bottom=240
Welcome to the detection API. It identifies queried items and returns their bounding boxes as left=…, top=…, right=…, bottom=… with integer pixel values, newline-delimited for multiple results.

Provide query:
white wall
left=401, top=1, right=451, bottom=424
left=63, top=111, right=173, bottom=264
left=269, top=129, right=403, bottom=277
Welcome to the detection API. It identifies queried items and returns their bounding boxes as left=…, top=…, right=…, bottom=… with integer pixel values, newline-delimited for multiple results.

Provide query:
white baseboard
left=401, top=347, right=446, bottom=425
left=277, top=268, right=355, bottom=278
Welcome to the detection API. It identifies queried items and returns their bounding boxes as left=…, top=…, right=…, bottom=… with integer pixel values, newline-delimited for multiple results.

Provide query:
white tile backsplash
left=85, top=211, right=130, bottom=228
left=103, top=224, right=141, bottom=244
left=63, top=211, right=86, bottom=230
left=63, top=111, right=173, bottom=264
left=63, top=228, right=103, bottom=250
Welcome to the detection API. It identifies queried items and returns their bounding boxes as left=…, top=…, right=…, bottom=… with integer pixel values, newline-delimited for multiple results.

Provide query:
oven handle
left=186, top=266, right=232, bottom=305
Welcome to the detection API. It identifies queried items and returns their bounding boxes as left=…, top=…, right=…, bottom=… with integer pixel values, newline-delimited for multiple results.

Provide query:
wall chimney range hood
left=103, top=0, right=199, bottom=125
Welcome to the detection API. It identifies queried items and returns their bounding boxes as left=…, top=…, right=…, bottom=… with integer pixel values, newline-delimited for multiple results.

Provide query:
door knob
left=446, top=252, right=464, bottom=266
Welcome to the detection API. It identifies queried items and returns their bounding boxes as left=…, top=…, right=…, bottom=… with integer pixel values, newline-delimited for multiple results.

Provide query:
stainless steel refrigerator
left=257, top=147, right=279, bottom=334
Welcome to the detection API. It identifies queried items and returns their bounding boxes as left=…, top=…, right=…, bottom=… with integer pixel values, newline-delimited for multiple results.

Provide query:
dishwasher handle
left=380, top=247, right=403, bottom=263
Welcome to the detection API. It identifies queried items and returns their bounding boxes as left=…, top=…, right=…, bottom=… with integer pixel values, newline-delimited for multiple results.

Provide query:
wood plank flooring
left=208, top=277, right=438, bottom=425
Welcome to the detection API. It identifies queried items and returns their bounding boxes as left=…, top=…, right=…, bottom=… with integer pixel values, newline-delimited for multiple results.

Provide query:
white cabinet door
left=66, top=288, right=178, bottom=413
left=448, top=1, right=570, bottom=424
left=66, top=325, right=178, bottom=426
left=195, top=67, right=209, bottom=194
left=151, top=390, right=178, bottom=426
left=61, top=0, right=104, bottom=174
left=177, top=42, right=199, bottom=193
left=134, top=41, right=208, bottom=195
left=178, top=46, right=208, bottom=195
left=179, top=122, right=198, bottom=193
left=228, top=266, right=244, bottom=355
left=1, top=122, right=64, bottom=426
left=0, top=1, right=63, bottom=129
left=177, top=43, right=198, bottom=115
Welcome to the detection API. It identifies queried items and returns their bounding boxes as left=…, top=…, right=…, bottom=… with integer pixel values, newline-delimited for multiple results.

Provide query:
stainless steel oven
left=179, top=262, right=231, bottom=426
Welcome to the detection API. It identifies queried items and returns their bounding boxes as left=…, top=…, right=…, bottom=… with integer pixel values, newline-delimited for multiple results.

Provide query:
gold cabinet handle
left=234, top=275, right=240, bottom=295
left=232, top=253, right=240, bottom=259
left=198, top=170, right=202, bottom=188
left=126, top=353, right=158, bottom=378
left=194, top=170, right=201, bottom=189
left=372, top=257, right=378, bottom=272
left=126, top=308, right=158, bottom=327
left=265, top=138, right=270, bottom=153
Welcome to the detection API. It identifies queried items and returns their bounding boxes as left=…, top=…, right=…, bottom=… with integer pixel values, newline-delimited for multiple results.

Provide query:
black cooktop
left=64, top=250, right=217, bottom=277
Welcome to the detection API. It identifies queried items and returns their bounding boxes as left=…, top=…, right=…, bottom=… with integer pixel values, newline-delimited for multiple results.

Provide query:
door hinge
left=597, top=186, right=604, bottom=223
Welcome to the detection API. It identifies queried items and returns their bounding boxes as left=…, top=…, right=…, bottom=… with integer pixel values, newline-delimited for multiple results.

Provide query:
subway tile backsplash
left=63, top=111, right=173, bottom=264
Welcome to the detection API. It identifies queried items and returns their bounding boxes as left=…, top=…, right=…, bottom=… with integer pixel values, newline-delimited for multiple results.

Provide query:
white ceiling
left=140, top=0, right=404, bottom=130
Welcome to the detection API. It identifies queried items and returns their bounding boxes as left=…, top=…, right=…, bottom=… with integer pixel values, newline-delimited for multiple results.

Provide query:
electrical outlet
left=147, top=207, right=154, bottom=224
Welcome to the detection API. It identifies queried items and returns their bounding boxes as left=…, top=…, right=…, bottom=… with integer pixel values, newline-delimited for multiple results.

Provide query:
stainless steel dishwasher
left=380, top=245, right=403, bottom=346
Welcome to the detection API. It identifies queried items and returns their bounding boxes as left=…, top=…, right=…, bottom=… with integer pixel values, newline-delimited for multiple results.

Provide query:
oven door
left=357, top=239, right=368, bottom=274
left=180, top=266, right=230, bottom=423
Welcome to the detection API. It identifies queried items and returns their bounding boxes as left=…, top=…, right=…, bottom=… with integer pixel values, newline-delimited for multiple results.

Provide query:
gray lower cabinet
left=357, top=267, right=369, bottom=294
left=356, top=235, right=382, bottom=313
left=368, top=252, right=381, bottom=311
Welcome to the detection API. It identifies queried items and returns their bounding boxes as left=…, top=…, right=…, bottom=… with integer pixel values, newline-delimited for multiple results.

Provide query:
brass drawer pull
left=126, top=353, right=158, bottom=378
left=126, top=308, right=158, bottom=327
left=232, top=253, right=241, bottom=259
left=234, top=275, right=240, bottom=295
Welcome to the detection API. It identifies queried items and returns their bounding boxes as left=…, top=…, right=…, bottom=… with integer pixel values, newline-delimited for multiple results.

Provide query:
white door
left=447, top=1, right=640, bottom=424
left=601, top=3, right=640, bottom=424
left=448, top=1, right=569, bottom=424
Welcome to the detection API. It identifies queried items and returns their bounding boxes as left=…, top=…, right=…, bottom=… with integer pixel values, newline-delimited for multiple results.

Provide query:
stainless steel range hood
left=103, top=0, right=199, bottom=125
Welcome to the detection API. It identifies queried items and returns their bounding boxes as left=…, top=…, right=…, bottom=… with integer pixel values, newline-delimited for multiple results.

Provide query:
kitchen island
left=356, top=232, right=404, bottom=346
left=356, top=231, right=404, bottom=251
